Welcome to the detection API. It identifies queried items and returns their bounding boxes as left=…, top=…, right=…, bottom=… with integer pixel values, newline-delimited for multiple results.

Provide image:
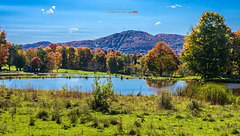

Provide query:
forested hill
left=23, top=30, right=185, bottom=55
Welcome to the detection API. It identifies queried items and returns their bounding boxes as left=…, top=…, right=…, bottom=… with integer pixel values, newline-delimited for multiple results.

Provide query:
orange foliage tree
left=145, top=42, right=179, bottom=76
left=26, top=48, right=38, bottom=64
left=0, top=27, right=10, bottom=71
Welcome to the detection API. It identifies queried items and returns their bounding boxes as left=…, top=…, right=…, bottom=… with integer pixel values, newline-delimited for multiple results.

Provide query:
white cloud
left=69, top=28, right=78, bottom=33
left=47, top=8, right=54, bottom=14
left=176, top=4, right=182, bottom=7
left=42, top=6, right=56, bottom=14
left=169, top=4, right=182, bottom=8
left=155, top=21, right=161, bottom=25
left=98, top=20, right=102, bottom=23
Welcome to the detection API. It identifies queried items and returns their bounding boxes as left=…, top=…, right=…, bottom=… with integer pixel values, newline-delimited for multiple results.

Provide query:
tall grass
left=176, top=83, right=236, bottom=105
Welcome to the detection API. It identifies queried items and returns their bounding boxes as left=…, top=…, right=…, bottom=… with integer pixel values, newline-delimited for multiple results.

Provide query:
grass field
left=0, top=81, right=240, bottom=135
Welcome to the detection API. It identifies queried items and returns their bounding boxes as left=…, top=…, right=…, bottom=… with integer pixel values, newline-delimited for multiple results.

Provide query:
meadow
left=0, top=79, right=240, bottom=136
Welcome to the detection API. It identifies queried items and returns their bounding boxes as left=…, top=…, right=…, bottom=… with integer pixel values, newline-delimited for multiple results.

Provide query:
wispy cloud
left=42, top=6, right=56, bottom=14
left=168, top=4, right=182, bottom=8
left=98, top=20, right=102, bottom=23
left=47, top=8, right=54, bottom=14
left=155, top=21, right=161, bottom=25
left=68, top=28, right=78, bottom=33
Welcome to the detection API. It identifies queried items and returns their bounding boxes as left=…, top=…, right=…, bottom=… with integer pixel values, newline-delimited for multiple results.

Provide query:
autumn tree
left=145, top=42, right=179, bottom=76
left=49, top=43, right=58, bottom=53
left=13, top=49, right=26, bottom=71
left=45, top=53, right=56, bottom=72
left=31, top=57, right=42, bottom=72
left=181, top=11, right=230, bottom=78
left=54, top=52, right=62, bottom=72
left=26, top=48, right=38, bottom=65
left=0, top=28, right=10, bottom=71
left=231, top=30, right=240, bottom=75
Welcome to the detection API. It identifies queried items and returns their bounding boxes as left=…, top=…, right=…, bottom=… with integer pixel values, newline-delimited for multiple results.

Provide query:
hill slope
left=23, top=30, right=185, bottom=54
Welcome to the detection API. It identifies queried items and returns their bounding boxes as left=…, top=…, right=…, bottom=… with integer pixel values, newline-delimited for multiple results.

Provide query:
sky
left=0, top=0, right=240, bottom=45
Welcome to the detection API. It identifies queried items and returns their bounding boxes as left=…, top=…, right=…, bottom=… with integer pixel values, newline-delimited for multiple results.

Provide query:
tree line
left=0, top=11, right=240, bottom=78
left=0, top=29, right=179, bottom=75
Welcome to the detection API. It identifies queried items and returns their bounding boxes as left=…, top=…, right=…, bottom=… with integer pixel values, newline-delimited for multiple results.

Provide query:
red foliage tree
left=31, top=57, right=42, bottom=72
left=49, top=43, right=58, bottom=53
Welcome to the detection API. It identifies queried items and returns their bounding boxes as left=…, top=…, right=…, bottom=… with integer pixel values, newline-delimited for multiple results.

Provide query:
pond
left=1, top=78, right=187, bottom=95
left=1, top=77, right=240, bottom=95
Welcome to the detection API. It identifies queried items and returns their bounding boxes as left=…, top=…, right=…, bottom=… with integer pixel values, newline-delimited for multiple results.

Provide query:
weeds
left=158, top=90, right=173, bottom=110
left=88, top=77, right=115, bottom=112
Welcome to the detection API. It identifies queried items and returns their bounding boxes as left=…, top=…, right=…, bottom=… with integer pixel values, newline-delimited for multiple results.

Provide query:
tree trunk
left=0, top=66, right=2, bottom=71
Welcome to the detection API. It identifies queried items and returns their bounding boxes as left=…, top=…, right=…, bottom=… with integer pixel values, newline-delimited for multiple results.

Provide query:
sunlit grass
left=0, top=82, right=239, bottom=135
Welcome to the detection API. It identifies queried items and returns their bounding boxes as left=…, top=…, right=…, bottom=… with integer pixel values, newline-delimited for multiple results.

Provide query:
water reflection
left=146, top=79, right=177, bottom=89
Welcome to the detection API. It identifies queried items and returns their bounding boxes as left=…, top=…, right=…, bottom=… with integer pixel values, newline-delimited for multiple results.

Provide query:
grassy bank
left=0, top=82, right=240, bottom=135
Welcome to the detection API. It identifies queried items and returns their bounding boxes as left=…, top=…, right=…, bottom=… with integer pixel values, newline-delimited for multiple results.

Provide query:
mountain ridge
left=23, top=30, right=185, bottom=54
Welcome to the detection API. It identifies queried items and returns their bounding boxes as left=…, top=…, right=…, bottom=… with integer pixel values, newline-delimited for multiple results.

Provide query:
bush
left=158, top=90, right=173, bottom=110
left=36, top=110, right=49, bottom=119
left=88, top=77, right=115, bottom=112
left=188, top=100, right=200, bottom=111
left=110, top=118, right=118, bottom=125
left=29, top=116, right=35, bottom=126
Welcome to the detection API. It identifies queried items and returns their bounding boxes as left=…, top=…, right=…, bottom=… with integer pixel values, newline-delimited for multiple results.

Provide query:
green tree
left=68, top=47, right=77, bottom=69
left=94, top=51, right=107, bottom=71
left=14, top=49, right=26, bottom=71
left=181, top=11, right=230, bottom=78
left=7, top=44, right=22, bottom=71
left=37, top=46, right=47, bottom=62
left=77, top=47, right=93, bottom=70
left=60, top=45, right=69, bottom=68
left=107, top=56, right=118, bottom=74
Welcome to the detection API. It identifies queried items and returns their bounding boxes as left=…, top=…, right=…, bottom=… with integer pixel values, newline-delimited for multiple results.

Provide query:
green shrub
left=88, top=77, right=115, bottom=112
left=188, top=100, right=200, bottom=111
left=158, top=90, right=173, bottom=110
left=29, top=116, right=35, bottom=126
left=110, top=118, right=118, bottom=125
left=70, top=114, right=78, bottom=126
left=36, top=110, right=49, bottom=119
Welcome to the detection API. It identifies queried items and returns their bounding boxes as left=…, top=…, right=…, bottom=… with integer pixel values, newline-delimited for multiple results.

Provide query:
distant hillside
left=23, top=30, right=185, bottom=55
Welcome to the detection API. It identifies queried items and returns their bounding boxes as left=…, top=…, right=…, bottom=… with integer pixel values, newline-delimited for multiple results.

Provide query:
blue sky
left=0, top=0, right=240, bottom=44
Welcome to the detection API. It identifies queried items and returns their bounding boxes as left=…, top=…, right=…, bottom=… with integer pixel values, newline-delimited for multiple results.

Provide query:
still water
left=1, top=78, right=186, bottom=95
left=1, top=77, right=239, bottom=95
